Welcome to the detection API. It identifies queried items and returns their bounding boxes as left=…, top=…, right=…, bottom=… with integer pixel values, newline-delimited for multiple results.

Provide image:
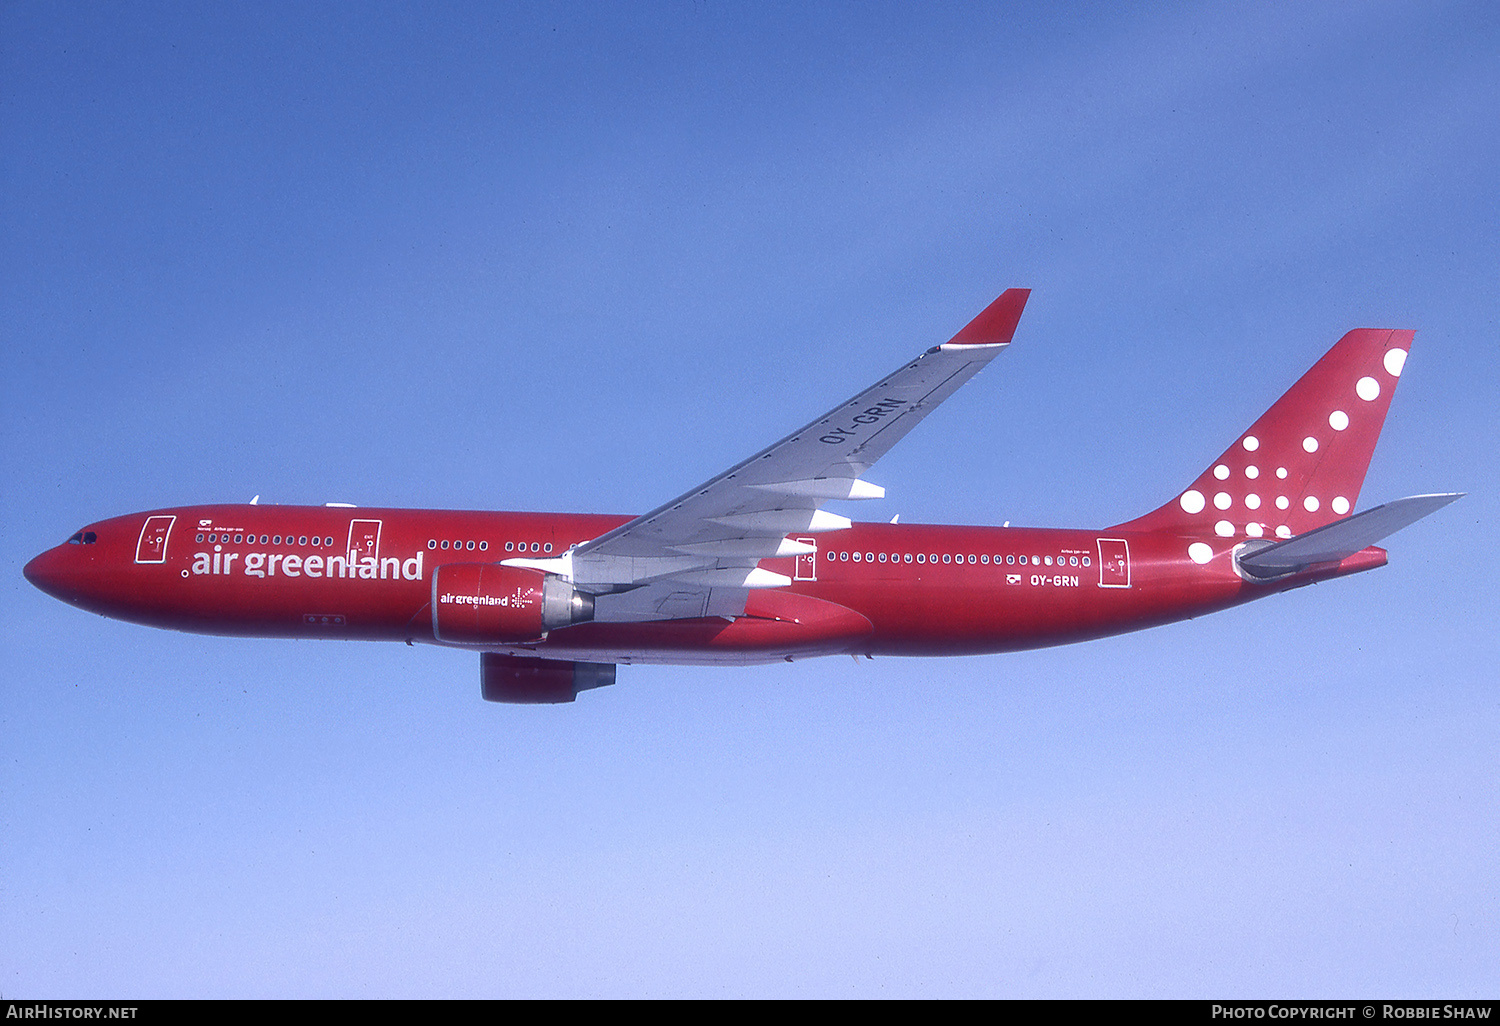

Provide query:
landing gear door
left=1097, top=538, right=1130, bottom=588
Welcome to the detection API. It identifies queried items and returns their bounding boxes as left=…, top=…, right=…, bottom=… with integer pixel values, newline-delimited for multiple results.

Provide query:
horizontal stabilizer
left=1238, top=492, right=1462, bottom=578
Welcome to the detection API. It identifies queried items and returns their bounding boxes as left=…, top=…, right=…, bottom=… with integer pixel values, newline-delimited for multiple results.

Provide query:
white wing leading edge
left=505, top=288, right=1030, bottom=623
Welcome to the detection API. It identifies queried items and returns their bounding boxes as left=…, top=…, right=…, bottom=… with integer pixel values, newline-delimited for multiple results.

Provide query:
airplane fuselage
left=24, top=291, right=1455, bottom=700
left=24, top=503, right=1385, bottom=667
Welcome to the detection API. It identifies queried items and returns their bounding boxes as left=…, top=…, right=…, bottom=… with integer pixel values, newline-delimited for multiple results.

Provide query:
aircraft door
left=135, top=515, right=175, bottom=564
left=793, top=536, right=817, bottom=581
left=1096, top=538, right=1130, bottom=588
left=347, top=519, right=382, bottom=561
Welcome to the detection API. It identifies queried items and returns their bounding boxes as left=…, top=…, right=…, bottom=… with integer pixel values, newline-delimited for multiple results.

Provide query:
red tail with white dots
left=1113, top=328, right=1413, bottom=541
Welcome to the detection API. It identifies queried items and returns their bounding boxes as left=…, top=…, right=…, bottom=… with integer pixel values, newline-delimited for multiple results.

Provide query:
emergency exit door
left=1096, top=538, right=1131, bottom=588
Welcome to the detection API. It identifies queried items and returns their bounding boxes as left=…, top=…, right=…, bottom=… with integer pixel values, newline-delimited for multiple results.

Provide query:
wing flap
left=748, top=478, right=886, bottom=500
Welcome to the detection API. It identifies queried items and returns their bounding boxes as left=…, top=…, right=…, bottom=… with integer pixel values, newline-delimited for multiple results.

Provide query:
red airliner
left=25, top=290, right=1460, bottom=702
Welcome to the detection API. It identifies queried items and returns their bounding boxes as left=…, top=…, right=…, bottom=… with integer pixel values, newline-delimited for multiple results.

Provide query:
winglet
left=946, top=288, right=1031, bottom=346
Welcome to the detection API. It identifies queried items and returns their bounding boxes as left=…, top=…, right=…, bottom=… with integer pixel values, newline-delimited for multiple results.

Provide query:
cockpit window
left=68, top=531, right=83, bottom=544
left=66, top=530, right=98, bottom=545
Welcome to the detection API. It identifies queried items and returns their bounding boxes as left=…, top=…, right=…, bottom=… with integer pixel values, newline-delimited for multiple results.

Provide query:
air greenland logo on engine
left=188, top=547, right=424, bottom=581
left=438, top=590, right=529, bottom=608
left=819, top=397, right=906, bottom=444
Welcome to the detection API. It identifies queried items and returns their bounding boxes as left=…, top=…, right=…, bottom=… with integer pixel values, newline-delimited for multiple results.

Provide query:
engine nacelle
left=431, top=563, right=594, bottom=644
left=480, top=654, right=616, bottom=704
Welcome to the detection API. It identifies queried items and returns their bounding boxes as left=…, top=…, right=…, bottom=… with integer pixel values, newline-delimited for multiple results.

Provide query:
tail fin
left=1114, top=328, right=1414, bottom=540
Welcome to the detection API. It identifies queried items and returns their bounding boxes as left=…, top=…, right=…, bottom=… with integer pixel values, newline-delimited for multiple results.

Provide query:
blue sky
left=3, top=1, right=1497, bottom=997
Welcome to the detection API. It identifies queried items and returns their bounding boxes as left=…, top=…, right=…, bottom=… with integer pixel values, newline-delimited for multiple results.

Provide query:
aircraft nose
left=24, top=546, right=78, bottom=602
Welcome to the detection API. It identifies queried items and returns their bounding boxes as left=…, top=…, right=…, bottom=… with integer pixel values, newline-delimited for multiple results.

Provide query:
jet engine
left=480, top=654, right=616, bottom=703
left=432, top=563, right=594, bottom=644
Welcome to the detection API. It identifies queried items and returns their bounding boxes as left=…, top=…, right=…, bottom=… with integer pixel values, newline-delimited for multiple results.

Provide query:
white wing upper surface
left=506, top=289, right=1030, bottom=622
